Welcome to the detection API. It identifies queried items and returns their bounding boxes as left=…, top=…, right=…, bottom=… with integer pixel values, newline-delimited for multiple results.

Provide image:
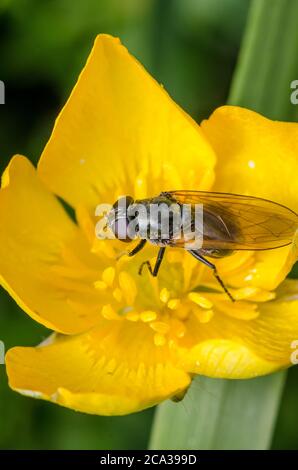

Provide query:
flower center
left=92, top=246, right=216, bottom=347
left=52, top=204, right=275, bottom=349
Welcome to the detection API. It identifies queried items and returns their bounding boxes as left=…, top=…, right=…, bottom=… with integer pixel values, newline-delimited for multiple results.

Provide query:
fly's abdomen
left=201, top=209, right=239, bottom=257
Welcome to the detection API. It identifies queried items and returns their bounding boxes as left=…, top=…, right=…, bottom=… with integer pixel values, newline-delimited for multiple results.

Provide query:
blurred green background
left=0, top=0, right=297, bottom=449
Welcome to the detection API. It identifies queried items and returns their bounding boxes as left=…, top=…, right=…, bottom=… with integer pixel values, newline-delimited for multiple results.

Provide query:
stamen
left=101, top=304, right=119, bottom=320
left=126, top=311, right=140, bottom=322
left=160, top=287, right=170, bottom=303
left=150, top=321, right=170, bottom=334
left=232, top=286, right=260, bottom=299
left=231, top=286, right=275, bottom=302
left=251, top=291, right=276, bottom=302
left=102, top=266, right=115, bottom=286
left=195, top=309, right=214, bottom=323
left=215, top=300, right=259, bottom=320
left=188, top=292, right=213, bottom=309
left=167, top=298, right=180, bottom=310
left=140, top=311, right=157, bottom=322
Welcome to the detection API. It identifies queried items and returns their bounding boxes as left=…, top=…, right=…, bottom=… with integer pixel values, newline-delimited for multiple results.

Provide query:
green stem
left=229, top=0, right=298, bottom=121
left=149, top=0, right=298, bottom=450
left=150, top=374, right=285, bottom=450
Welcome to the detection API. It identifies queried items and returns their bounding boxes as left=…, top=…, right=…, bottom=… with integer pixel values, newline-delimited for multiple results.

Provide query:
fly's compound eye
left=112, top=195, right=134, bottom=211
left=109, top=195, right=135, bottom=242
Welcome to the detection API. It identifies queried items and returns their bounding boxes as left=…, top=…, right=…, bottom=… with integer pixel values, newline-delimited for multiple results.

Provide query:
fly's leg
left=116, top=239, right=147, bottom=260
left=139, top=260, right=153, bottom=276
left=127, top=239, right=147, bottom=256
left=189, top=250, right=235, bottom=302
left=139, top=247, right=166, bottom=277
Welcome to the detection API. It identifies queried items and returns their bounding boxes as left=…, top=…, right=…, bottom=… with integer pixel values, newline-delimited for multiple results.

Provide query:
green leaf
left=149, top=0, right=298, bottom=450
left=149, top=374, right=285, bottom=450
left=229, top=0, right=298, bottom=121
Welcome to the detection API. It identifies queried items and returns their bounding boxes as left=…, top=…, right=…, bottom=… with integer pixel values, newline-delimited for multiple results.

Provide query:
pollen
left=102, top=266, right=115, bottom=286
left=91, top=232, right=264, bottom=349
left=232, top=286, right=259, bottom=300
left=188, top=292, right=213, bottom=309
left=160, top=287, right=170, bottom=303
left=94, top=266, right=116, bottom=290
left=126, top=311, right=140, bottom=322
left=195, top=308, right=214, bottom=323
left=167, top=298, right=181, bottom=310
left=140, top=311, right=157, bottom=322
left=102, top=304, right=119, bottom=320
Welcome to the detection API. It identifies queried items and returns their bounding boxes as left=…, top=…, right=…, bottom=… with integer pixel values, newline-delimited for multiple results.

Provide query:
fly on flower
left=106, top=190, right=298, bottom=302
left=4, top=35, right=298, bottom=417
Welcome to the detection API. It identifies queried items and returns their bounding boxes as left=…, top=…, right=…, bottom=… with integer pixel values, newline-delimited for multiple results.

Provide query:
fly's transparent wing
left=161, top=190, right=298, bottom=250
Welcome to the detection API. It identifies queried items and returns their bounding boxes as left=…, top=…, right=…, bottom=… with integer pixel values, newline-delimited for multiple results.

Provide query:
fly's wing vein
left=163, top=190, right=298, bottom=250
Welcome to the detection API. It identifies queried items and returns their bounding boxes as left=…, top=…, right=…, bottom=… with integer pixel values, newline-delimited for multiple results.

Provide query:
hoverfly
left=106, top=191, right=298, bottom=301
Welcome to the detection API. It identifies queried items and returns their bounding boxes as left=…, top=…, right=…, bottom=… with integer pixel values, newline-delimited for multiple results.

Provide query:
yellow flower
left=3, top=34, right=298, bottom=416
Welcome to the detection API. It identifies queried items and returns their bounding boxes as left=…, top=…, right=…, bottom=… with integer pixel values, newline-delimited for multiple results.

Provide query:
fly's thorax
left=130, top=196, right=184, bottom=243
left=107, top=193, right=204, bottom=247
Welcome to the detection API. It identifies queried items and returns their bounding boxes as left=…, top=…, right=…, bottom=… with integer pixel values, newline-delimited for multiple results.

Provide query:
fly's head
left=106, top=195, right=135, bottom=242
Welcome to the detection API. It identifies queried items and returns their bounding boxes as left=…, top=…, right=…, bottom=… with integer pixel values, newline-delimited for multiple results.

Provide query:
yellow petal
left=177, top=279, right=298, bottom=378
left=201, top=106, right=298, bottom=289
left=202, top=244, right=298, bottom=292
left=232, top=243, right=298, bottom=291
left=6, top=321, right=190, bottom=416
left=38, top=34, right=216, bottom=210
left=0, top=156, right=101, bottom=334
left=201, top=105, right=298, bottom=211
